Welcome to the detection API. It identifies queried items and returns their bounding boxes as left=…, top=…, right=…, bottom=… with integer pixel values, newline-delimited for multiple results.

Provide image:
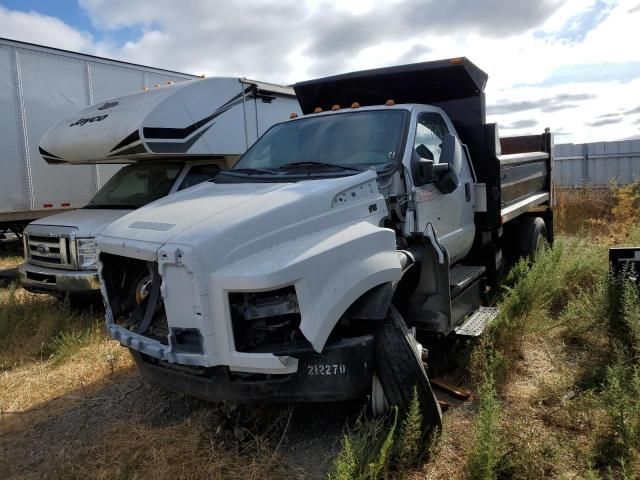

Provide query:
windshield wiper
left=277, top=161, right=363, bottom=172
left=225, top=167, right=278, bottom=176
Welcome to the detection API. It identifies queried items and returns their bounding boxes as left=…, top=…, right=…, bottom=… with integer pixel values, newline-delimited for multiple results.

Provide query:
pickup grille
left=25, top=228, right=75, bottom=270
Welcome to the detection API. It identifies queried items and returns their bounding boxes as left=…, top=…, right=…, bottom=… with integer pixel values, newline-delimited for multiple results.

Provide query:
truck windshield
left=86, top=162, right=182, bottom=209
left=232, top=110, right=407, bottom=174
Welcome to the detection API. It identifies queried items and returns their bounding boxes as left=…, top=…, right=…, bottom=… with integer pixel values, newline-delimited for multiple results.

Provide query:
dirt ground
left=0, top=337, right=468, bottom=479
left=0, top=346, right=354, bottom=479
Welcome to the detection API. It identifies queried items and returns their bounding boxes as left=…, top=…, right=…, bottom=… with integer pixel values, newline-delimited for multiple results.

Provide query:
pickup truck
left=19, top=77, right=299, bottom=301
left=95, top=58, right=553, bottom=428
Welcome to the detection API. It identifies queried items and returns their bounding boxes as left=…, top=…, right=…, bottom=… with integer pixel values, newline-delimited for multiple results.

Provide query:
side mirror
left=418, top=158, right=450, bottom=184
left=434, top=134, right=462, bottom=194
left=418, top=158, right=435, bottom=183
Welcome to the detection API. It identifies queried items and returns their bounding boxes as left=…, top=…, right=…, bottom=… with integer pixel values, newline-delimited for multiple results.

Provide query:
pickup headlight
left=76, top=237, right=98, bottom=269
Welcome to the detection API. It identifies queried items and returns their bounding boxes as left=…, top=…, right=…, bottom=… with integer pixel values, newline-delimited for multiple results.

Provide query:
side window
left=414, top=113, right=449, bottom=163
left=178, top=164, right=221, bottom=191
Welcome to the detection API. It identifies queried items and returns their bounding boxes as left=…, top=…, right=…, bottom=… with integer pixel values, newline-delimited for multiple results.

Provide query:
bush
left=327, top=408, right=397, bottom=480
left=467, top=371, right=501, bottom=480
left=327, top=391, right=433, bottom=480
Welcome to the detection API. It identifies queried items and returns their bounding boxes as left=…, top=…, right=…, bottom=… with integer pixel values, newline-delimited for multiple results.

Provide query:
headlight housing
left=76, top=237, right=98, bottom=269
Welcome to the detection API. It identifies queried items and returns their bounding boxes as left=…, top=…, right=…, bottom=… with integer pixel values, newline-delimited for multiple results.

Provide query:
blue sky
left=0, top=0, right=144, bottom=45
left=0, top=0, right=639, bottom=142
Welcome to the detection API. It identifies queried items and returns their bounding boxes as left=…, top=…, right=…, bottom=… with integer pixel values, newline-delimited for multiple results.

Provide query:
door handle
left=465, top=182, right=471, bottom=202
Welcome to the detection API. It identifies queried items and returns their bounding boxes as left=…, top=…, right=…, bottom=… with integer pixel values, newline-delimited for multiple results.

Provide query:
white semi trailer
left=95, top=58, right=553, bottom=429
left=19, top=74, right=299, bottom=299
left=0, top=37, right=196, bottom=236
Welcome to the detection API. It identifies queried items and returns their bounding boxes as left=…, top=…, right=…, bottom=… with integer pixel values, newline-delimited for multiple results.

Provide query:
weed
left=467, top=370, right=501, bottom=480
left=394, top=388, right=424, bottom=472
left=600, top=364, right=640, bottom=464
left=328, top=436, right=357, bottom=480
left=327, top=407, right=404, bottom=480
left=44, top=321, right=103, bottom=363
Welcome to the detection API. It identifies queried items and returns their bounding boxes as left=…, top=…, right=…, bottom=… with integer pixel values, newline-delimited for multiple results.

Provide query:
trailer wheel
left=516, top=217, right=547, bottom=260
left=374, top=306, right=442, bottom=430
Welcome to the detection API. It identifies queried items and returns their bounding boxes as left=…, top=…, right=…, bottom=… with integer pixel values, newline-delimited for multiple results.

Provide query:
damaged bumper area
left=100, top=253, right=305, bottom=372
left=131, top=334, right=374, bottom=403
left=99, top=252, right=377, bottom=401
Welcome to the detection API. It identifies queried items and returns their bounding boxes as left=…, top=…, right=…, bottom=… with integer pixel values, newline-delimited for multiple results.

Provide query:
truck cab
left=95, top=58, right=553, bottom=429
left=18, top=76, right=299, bottom=299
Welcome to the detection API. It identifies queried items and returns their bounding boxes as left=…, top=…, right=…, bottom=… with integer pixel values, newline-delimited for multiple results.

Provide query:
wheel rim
left=135, top=276, right=152, bottom=305
left=534, top=232, right=546, bottom=257
left=370, top=374, right=388, bottom=416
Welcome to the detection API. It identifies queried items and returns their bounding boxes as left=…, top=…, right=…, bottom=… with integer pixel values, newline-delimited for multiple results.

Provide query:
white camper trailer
left=19, top=77, right=300, bottom=299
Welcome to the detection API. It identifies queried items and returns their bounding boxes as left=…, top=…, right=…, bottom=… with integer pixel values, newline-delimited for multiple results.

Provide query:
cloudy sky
left=1, top=0, right=639, bottom=143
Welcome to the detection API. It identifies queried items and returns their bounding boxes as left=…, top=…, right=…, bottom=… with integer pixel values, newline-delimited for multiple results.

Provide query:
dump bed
left=497, top=132, right=553, bottom=223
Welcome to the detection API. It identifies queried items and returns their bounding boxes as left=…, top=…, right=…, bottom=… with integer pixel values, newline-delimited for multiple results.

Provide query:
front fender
left=213, top=220, right=402, bottom=353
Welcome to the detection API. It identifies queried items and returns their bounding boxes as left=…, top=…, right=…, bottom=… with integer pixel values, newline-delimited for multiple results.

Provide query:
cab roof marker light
left=351, top=102, right=360, bottom=108
left=450, top=57, right=464, bottom=64
left=314, top=107, right=323, bottom=113
left=385, top=99, right=395, bottom=106
left=290, top=112, right=299, bottom=119
left=331, top=104, right=341, bottom=111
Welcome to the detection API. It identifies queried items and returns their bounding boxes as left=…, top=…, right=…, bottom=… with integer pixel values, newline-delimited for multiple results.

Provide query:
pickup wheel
left=516, top=216, right=547, bottom=260
left=374, top=306, right=442, bottom=430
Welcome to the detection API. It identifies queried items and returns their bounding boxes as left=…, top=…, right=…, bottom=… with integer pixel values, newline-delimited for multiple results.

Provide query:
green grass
left=326, top=388, right=437, bottom=480
left=467, top=370, right=501, bottom=480
left=464, top=236, right=640, bottom=479
left=327, top=408, right=398, bottom=480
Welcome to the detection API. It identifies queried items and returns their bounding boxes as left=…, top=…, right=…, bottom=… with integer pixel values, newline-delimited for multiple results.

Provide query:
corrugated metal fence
left=554, top=139, right=640, bottom=186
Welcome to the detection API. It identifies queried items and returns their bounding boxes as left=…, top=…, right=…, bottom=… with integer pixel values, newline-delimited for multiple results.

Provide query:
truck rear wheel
left=515, top=216, right=547, bottom=260
left=374, top=306, right=442, bottom=430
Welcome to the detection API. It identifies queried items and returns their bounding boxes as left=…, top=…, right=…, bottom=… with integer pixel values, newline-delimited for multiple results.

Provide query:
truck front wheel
left=374, top=306, right=442, bottom=430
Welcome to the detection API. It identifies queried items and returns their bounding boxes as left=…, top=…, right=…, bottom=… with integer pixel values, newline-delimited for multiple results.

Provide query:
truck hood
left=28, top=208, right=133, bottom=237
left=98, top=170, right=381, bottom=258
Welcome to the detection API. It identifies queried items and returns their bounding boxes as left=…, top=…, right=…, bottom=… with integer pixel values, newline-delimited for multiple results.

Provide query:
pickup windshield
left=231, top=110, right=407, bottom=176
left=86, top=162, right=182, bottom=209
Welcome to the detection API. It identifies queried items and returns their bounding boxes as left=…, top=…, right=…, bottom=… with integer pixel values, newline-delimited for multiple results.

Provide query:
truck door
left=412, top=112, right=475, bottom=263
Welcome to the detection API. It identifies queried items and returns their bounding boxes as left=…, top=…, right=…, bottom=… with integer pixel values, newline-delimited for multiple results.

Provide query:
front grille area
left=101, top=253, right=169, bottom=345
left=26, top=232, right=73, bottom=269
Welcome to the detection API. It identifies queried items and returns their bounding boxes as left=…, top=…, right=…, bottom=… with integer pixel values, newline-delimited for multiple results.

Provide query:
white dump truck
left=95, top=58, right=553, bottom=427
left=19, top=77, right=299, bottom=299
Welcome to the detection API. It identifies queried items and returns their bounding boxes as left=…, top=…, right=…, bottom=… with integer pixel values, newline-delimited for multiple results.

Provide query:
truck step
left=449, top=265, right=486, bottom=298
left=454, top=306, right=499, bottom=337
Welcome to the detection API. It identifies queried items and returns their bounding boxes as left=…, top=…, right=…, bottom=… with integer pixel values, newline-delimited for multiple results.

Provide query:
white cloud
left=1, top=0, right=639, bottom=143
left=0, top=5, right=94, bottom=52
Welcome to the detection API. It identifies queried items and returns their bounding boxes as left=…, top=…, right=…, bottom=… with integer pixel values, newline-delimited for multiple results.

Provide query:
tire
left=515, top=216, right=547, bottom=260
left=374, top=306, right=442, bottom=430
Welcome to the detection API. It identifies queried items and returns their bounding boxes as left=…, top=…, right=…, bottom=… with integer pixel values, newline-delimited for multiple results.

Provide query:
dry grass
left=0, top=282, right=331, bottom=479
left=0, top=255, right=21, bottom=269
left=0, top=337, right=128, bottom=413
left=0, top=243, right=23, bottom=268
left=0, top=283, right=103, bottom=368
left=555, top=186, right=615, bottom=239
